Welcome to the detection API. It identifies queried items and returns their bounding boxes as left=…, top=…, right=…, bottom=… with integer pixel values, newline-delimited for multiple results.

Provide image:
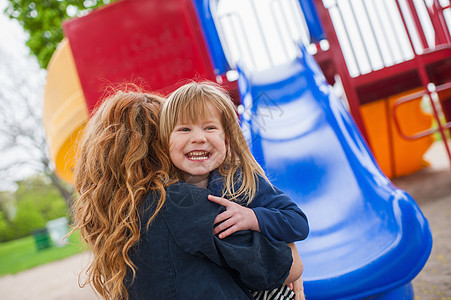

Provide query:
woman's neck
left=182, top=173, right=210, bottom=189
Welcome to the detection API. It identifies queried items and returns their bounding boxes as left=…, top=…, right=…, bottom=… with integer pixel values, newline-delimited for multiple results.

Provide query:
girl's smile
left=186, top=150, right=211, bottom=161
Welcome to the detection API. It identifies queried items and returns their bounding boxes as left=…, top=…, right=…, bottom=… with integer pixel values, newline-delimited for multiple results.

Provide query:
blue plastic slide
left=237, top=45, right=432, bottom=299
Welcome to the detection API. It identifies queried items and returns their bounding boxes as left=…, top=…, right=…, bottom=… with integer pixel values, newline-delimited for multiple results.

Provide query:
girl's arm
left=209, top=175, right=309, bottom=242
left=248, top=175, right=309, bottom=243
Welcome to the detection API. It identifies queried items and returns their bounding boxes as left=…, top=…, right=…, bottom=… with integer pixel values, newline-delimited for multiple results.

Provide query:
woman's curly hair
left=70, top=90, right=171, bottom=299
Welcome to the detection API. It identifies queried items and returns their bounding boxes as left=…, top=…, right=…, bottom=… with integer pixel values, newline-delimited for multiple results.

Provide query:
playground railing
left=313, top=0, right=451, bottom=173
left=392, top=82, right=451, bottom=140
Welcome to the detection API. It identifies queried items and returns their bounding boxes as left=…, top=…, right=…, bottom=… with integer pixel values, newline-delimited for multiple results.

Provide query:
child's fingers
left=208, top=195, right=230, bottom=207
left=213, top=217, right=234, bottom=235
left=214, top=210, right=232, bottom=225
left=217, top=225, right=238, bottom=239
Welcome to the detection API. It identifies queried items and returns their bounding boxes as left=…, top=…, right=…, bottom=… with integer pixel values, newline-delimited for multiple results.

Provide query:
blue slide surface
left=237, top=46, right=433, bottom=299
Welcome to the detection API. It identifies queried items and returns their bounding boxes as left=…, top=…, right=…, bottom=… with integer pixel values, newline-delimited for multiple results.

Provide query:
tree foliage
left=15, top=175, right=68, bottom=221
left=4, top=0, right=114, bottom=69
left=0, top=174, right=68, bottom=242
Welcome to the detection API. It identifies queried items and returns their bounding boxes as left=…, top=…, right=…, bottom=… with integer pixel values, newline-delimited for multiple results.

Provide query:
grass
left=0, top=230, right=88, bottom=277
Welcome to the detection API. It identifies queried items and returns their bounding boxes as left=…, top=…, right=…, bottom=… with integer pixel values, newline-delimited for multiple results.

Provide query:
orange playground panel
left=360, top=88, right=434, bottom=178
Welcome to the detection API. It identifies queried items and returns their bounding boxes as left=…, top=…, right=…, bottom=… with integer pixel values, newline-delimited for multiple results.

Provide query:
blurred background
left=0, top=0, right=450, bottom=299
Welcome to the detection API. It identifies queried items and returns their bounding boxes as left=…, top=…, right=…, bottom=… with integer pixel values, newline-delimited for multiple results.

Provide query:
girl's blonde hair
left=71, top=90, right=170, bottom=300
left=160, top=80, right=268, bottom=203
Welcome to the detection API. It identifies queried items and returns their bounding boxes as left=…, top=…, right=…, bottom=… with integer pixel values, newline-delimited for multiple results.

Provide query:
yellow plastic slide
left=43, top=38, right=88, bottom=183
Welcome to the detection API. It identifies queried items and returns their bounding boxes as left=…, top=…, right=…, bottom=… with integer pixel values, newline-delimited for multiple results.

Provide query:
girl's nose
left=191, top=128, right=207, bottom=143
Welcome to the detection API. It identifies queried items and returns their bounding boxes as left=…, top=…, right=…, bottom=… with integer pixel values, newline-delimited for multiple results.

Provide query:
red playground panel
left=63, top=0, right=216, bottom=111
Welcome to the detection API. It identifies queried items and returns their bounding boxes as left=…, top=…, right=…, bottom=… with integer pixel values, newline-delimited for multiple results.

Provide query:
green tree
left=14, top=175, right=68, bottom=222
left=4, top=0, right=114, bottom=69
left=0, top=191, right=15, bottom=241
left=0, top=190, right=15, bottom=219
left=0, top=211, right=13, bottom=241
left=13, top=202, right=46, bottom=237
left=0, top=174, right=70, bottom=241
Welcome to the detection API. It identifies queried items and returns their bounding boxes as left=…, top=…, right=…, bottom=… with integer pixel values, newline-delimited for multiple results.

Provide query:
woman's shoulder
left=160, top=182, right=219, bottom=215
left=140, top=182, right=209, bottom=213
left=143, top=181, right=210, bottom=200
left=140, top=182, right=219, bottom=226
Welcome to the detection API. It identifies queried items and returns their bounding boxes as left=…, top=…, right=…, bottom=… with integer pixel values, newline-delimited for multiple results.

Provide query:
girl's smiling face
left=168, top=103, right=227, bottom=187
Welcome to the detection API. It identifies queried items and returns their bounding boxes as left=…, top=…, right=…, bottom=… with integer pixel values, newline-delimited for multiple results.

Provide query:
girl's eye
left=178, top=127, right=190, bottom=132
left=205, top=126, right=216, bottom=130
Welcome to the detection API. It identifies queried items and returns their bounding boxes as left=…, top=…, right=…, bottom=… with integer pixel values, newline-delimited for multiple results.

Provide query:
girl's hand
left=208, top=195, right=260, bottom=239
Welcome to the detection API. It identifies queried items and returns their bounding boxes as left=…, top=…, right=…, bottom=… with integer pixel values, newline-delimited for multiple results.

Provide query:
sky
left=0, top=0, right=47, bottom=191
left=0, top=0, right=29, bottom=60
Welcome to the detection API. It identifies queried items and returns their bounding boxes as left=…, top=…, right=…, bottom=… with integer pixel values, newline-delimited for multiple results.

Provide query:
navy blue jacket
left=126, top=182, right=293, bottom=299
left=207, top=169, right=309, bottom=243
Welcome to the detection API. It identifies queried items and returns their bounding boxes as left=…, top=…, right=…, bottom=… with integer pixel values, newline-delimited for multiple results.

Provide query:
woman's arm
left=292, top=277, right=306, bottom=300
left=285, top=243, right=306, bottom=300
left=284, top=243, right=303, bottom=285
left=214, top=231, right=293, bottom=291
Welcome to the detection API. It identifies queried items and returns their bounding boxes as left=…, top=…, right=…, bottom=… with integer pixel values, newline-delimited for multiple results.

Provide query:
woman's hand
left=292, top=277, right=305, bottom=300
left=208, top=195, right=260, bottom=239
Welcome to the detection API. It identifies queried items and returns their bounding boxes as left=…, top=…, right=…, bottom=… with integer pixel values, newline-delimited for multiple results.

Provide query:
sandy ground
left=393, top=141, right=451, bottom=300
left=0, top=142, right=450, bottom=300
left=0, top=251, right=98, bottom=300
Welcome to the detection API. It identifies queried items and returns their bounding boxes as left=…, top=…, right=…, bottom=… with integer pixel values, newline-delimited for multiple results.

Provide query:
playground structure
left=43, top=0, right=445, bottom=298
left=311, top=0, right=451, bottom=178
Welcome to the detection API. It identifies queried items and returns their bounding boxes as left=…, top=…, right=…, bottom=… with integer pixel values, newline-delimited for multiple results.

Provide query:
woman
left=70, top=89, right=302, bottom=299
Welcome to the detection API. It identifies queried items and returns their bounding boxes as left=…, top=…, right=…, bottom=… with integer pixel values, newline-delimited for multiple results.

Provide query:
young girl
left=160, top=81, right=309, bottom=299
left=71, top=90, right=299, bottom=300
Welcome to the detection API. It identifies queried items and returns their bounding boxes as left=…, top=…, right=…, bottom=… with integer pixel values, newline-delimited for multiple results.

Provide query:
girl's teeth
left=191, top=151, right=206, bottom=155
left=190, top=156, right=208, bottom=160
left=187, top=151, right=209, bottom=160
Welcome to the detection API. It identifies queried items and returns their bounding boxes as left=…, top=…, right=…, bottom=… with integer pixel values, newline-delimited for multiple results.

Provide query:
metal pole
left=269, top=0, right=291, bottom=59
left=372, top=0, right=396, bottom=64
left=335, top=1, right=362, bottom=75
left=347, top=0, right=373, bottom=71
left=313, top=0, right=370, bottom=142
left=361, top=0, right=384, bottom=67
left=394, top=0, right=451, bottom=173
left=248, top=0, right=275, bottom=67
